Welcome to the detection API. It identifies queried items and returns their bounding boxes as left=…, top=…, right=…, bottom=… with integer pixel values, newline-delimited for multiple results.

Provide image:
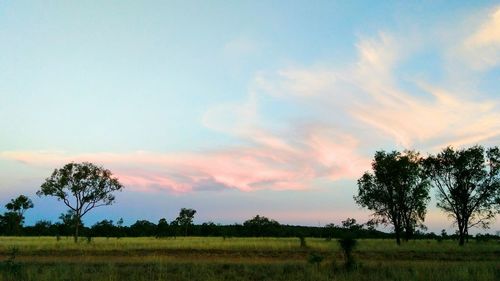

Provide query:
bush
left=338, top=237, right=357, bottom=270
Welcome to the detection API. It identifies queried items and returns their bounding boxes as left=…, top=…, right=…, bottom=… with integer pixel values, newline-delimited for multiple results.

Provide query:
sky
left=1, top=1, right=500, bottom=234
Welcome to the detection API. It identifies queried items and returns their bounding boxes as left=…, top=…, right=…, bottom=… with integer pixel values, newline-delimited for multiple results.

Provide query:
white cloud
left=459, top=6, right=500, bottom=70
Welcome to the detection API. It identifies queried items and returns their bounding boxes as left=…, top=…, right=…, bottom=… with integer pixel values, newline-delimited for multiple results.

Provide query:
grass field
left=0, top=237, right=498, bottom=280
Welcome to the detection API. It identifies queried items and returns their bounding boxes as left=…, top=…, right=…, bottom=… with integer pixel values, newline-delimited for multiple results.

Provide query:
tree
left=55, top=210, right=84, bottom=237
left=243, top=215, right=281, bottom=236
left=91, top=220, right=115, bottom=238
left=424, top=146, right=500, bottom=246
left=173, top=208, right=196, bottom=236
left=37, top=162, right=123, bottom=242
left=32, top=220, right=54, bottom=236
left=4, top=195, right=34, bottom=235
left=156, top=218, right=170, bottom=238
left=341, top=218, right=362, bottom=231
left=355, top=150, right=430, bottom=245
left=0, top=212, right=23, bottom=235
left=5, top=195, right=34, bottom=220
left=129, top=220, right=156, bottom=236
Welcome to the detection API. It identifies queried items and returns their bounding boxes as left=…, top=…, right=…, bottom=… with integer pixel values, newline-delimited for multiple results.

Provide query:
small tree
left=338, top=237, right=357, bottom=270
left=173, top=208, right=196, bottom=236
left=355, top=150, right=430, bottom=244
left=424, top=146, right=500, bottom=246
left=37, top=162, right=123, bottom=242
left=341, top=218, right=362, bottom=231
left=4, top=195, right=33, bottom=235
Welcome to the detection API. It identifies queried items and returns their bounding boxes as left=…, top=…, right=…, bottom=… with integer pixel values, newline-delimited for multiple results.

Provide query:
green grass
left=0, top=237, right=498, bottom=280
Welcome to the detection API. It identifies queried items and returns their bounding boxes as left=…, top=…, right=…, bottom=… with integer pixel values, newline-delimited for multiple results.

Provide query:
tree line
left=6, top=213, right=388, bottom=239
left=0, top=145, right=498, bottom=245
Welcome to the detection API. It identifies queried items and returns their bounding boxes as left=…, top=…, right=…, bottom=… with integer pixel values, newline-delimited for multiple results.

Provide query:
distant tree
left=200, top=221, right=218, bottom=236
left=129, top=220, right=157, bottom=236
left=58, top=210, right=81, bottom=236
left=243, top=215, right=281, bottom=236
left=173, top=208, right=197, bottom=236
left=116, top=218, right=124, bottom=238
left=0, top=212, right=22, bottom=235
left=243, top=215, right=280, bottom=227
left=355, top=150, right=431, bottom=244
left=4, top=195, right=34, bottom=235
left=364, top=220, right=377, bottom=231
left=37, top=162, right=123, bottom=242
left=341, top=218, right=362, bottom=231
left=32, top=220, right=53, bottom=236
left=424, top=146, right=500, bottom=246
left=156, top=218, right=169, bottom=238
left=323, top=223, right=337, bottom=240
left=338, top=236, right=357, bottom=270
left=91, top=220, right=115, bottom=238
left=5, top=195, right=34, bottom=221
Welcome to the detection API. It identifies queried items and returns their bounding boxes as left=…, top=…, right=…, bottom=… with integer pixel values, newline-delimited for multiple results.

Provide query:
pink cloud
left=1, top=127, right=370, bottom=193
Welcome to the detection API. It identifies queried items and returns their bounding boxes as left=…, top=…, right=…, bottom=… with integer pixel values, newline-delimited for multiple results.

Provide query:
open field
left=0, top=237, right=498, bottom=280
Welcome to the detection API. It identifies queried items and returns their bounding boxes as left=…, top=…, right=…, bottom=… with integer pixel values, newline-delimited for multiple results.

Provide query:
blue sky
left=1, top=1, right=500, bottom=233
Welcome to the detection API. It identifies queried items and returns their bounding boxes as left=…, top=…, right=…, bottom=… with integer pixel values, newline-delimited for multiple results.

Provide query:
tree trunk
left=404, top=227, right=411, bottom=242
left=458, top=222, right=465, bottom=246
left=465, top=227, right=469, bottom=243
left=395, top=229, right=401, bottom=245
left=74, top=220, right=80, bottom=243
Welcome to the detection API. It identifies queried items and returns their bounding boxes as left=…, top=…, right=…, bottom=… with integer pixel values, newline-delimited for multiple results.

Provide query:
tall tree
left=173, top=208, right=196, bottom=236
left=424, top=146, right=500, bottom=245
left=4, top=195, right=34, bottom=234
left=355, top=150, right=430, bottom=245
left=37, top=162, right=123, bottom=242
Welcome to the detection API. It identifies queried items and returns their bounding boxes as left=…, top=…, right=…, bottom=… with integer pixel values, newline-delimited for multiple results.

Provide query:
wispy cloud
left=253, top=29, right=500, bottom=150
left=460, top=6, right=500, bottom=70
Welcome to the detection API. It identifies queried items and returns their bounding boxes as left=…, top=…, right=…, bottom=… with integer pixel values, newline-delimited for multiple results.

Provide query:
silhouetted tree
left=37, top=162, right=123, bottom=242
left=156, top=218, right=169, bottom=238
left=173, top=208, right=196, bottom=236
left=91, top=220, right=115, bottom=238
left=341, top=218, right=362, bottom=231
left=0, top=212, right=22, bottom=235
left=129, top=220, right=156, bottom=236
left=200, top=221, right=218, bottom=236
left=424, top=146, right=500, bottom=246
left=58, top=210, right=82, bottom=237
left=355, top=150, right=430, bottom=244
left=338, top=236, right=357, bottom=270
left=4, top=195, right=33, bottom=235
left=31, top=220, right=53, bottom=236
left=243, top=215, right=281, bottom=236
left=116, top=218, right=124, bottom=238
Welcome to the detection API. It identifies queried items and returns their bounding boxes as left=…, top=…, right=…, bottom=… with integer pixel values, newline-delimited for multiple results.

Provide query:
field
left=0, top=237, right=498, bottom=281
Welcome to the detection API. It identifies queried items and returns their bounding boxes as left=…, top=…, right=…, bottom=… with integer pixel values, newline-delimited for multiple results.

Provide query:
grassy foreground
left=0, top=237, right=498, bottom=280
